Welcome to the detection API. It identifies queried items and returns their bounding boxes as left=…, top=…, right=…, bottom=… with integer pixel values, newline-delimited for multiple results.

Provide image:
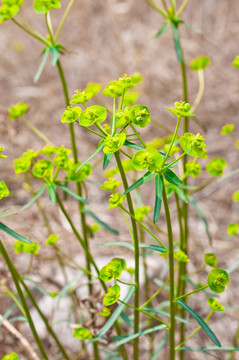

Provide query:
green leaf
left=163, top=168, right=183, bottom=186
left=178, top=346, right=239, bottom=353
left=0, top=222, right=31, bottom=244
left=124, top=171, right=154, bottom=195
left=56, top=184, right=88, bottom=204
left=172, top=23, right=182, bottom=64
left=9, top=316, right=28, bottom=323
left=100, top=242, right=167, bottom=253
left=34, top=47, right=50, bottom=83
left=176, top=299, right=221, bottom=347
left=0, top=211, right=18, bottom=218
left=47, top=184, right=56, bottom=204
left=95, top=286, right=135, bottom=339
left=21, top=185, right=47, bottom=211
left=103, top=153, right=113, bottom=170
left=143, top=307, right=191, bottom=324
left=76, top=143, right=104, bottom=172
left=150, top=332, right=169, bottom=360
left=189, top=196, right=212, bottom=245
left=23, top=277, right=53, bottom=297
left=49, top=45, right=60, bottom=66
left=183, top=22, right=203, bottom=34
left=154, top=20, right=169, bottom=39
left=113, top=324, right=167, bottom=347
left=175, top=187, right=188, bottom=203
left=84, top=209, right=119, bottom=235
left=124, top=140, right=145, bottom=150
left=153, top=174, right=163, bottom=223
left=120, top=312, right=134, bottom=329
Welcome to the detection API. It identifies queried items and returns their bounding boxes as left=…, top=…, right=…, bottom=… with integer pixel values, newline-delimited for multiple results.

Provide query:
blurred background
left=0, top=0, right=239, bottom=359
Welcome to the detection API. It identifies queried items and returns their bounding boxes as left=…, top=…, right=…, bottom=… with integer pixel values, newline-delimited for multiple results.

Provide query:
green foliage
left=131, top=105, right=150, bottom=128
left=102, top=73, right=142, bottom=98
left=45, top=234, right=59, bottom=246
left=167, top=101, right=195, bottom=118
left=8, top=102, right=29, bottom=120
left=233, top=55, right=239, bottom=68
left=174, top=250, right=189, bottom=262
left=14, top=240, right=40, bottom=255
left=179, top=133, right=207, bottom=158
left=204, top=253, right=218, bottom=267
left=103, top=284, right=121, bottom=306
left=206, top=158, right=227, bottom=177
left=67, top=162, right=92, bottom=182
left=227, top=223, right=239, bottom=236
left=220, top=123, right=234, bottom=135
left=0, top=181, right=9, bottom=200
left=186, top=161, right=202, bottom=178
left=101, top=179, right=122, bottom=191
left=79, top=105, right=107, bottom=127
left=232, top=190, right=239, bottom=202
left=99, top=258, right=126, bottom=282
left=103, top=134, right=126, bottom=154
left=135, top=205, right=151, bottom=222
left=0, top=146, right=7, bottom=159
left=1, top=353, right=19, bottom=360
left=0, top=2, right=22, bottom=23
left=70, top=83, right=101, bottom=105
left=108, top=192, right=125, bottom=209
left=190, top=56, right=211, bottom=71
left=33, top=0, right=61, bottom=14
left=207, top=298, right=225, bottom=312
left=61, top=106, right=81, bottom=124
left=73, top=327, right=92, bottom=340
left=99, top=307, right=111, bottom=317
left=131, top=148, right=164, bottom=172
left=207, top=268, right=229, bottom=293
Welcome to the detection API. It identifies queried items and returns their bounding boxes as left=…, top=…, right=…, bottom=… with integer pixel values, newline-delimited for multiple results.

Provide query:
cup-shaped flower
left=99, top=307, right=111, bottom=317
left=8, top=102, right=29, bottom=120
left=227, top=223, right=239, bottom=236
left=190, top=56, right=211, bottom=71
left=207, top=298, right=225, bottom=312
left=53, top=153, right=70, bottom=170
left=111, top=257, right=126, bottom=270
left=185, top=161, right=201, bottom=178
left=45, top=234, right=59, bottom=246
left=1, top=353, right=19, bottom=360
left=41, top=146, right=59, bottom=156
left=221, top=124, right=234, bottom=135
left=108, top=192, right=125, bottom=209
left=131, top=105, right=150, bottom=128
left=61, top=106, right=81, bottom=124
left=101, top=179, right=122, bottom=191
left=131, top=148, right=164, bottom=172
left=79, top=106, right=107, bottom=127
left=14, top=156, right=31, bottom=174
left=73, top=327, right=92, bottom=340
left=167, top=101, right=195, bottom=118
left=204, top=253, right=218, bottom=267
left=135, top=205, right=151, bottom=222
left=207, top=268, right=229, bottom=293
left=0, top=181, right=9, bottom=200
left=115, top=108, right=132, bottom=129
left=32, top=160, right=53, bottom=178
left=99, top=261, right=122, bottom=282
left=233, top=55, right=239, bottom=68
left=103, top=133, right=126, bottom=154
left=179, top=133, right=207, bottom=159
left=103, top=284, right=121, bottom=306
left=0, top=3, right=22, bottom=23
left=67, top=162, right=92, bottom=182
left=174, top=250, right=189, bottom=263
left=102, top=81, right=125, bottom=97
left=206, top=158, right=227, bottom=177
left=14, top=240, right=40, bottom=255
left=33, top=0, right=61, bottom=13
left=232, top=191, right=239, bottom=202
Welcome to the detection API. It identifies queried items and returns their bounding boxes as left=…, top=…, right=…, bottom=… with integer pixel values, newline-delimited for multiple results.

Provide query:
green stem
left=22, top=115, right=53, bottom=145
left=145, top=0, right=168, bottom=18
left=55, top=0, right=76, bottom=42
left=115, top=152, right=140, bottom=360
left=111, top=97, right=117, bottom=135
left=191, top=69, right=204, bottom=113
left=176, top=0, right=190, bottom=16
left=162, top=116, right=181, bottom=167
left=130, top=123, right=146, bottom=148
left=11, top=18, right=50, bottom=46
left=175, top=310, right=214, bottom=350
left=162, top=184, right=175, bottom=360
left=0, top=240, right=48, bottom=359
left=174, top=285, right=208, bottom=301
left=0, top=282, right=26, bottom=316
left=45, top=12, right=55, bottom=44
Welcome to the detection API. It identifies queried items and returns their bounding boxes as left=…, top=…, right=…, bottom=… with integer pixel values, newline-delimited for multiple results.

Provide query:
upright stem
left=162, top=185, right=175, bottom=360
left=115, top=152, right=140, bottom=360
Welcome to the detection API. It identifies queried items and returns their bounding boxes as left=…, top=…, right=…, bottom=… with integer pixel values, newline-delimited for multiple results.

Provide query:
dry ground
left=0, top=0, right=239, bottom=359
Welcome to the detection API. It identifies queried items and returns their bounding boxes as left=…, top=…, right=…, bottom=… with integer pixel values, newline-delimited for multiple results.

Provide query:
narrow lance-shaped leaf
left=124, top=171, right=155, bottom=195
left=103, top=153, right=113, bottom=170
left=153, top=174, right=163, bottom=223
left=84, top=209, right=119, bottom=235
left=124, top=140, right=145, bottom=151
left=154, top=20, right=169, bottom=39
left=34, top=47, right=50, bottom=83
left=163, top=168, right=183, bottom=186
left=172, top=23, right=183, bottom=64
left=21, top=185, right=47, bottom=211
left=49, top=45, right=60, bottom=66
left=150, top=332, right=170, bottom=360
left=189, top=195, right=212, bottom=245
left=176, top=299, right=221, bottom=347
left=76, top=142, right=104, bottom=172
left=100, top=242, right=167, bottom=253
left=47, top=184, right=56, bottom=205
left=56, top=184, right=88, bottom=204
left=0, top=222, right=32, bottom=244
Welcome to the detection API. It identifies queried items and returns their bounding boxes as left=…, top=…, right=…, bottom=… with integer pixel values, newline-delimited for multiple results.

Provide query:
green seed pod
left=208, top=298, right=225, bottom=312
left=131, top=148, right=163, bottom=172
left=179, top=133, right=207, bottom=159
left=32, top=160, right=53, bottom=178
left=207, top=268, right=229, bottom=293
left=185, top=161, right=202, bottom=178
left=206, top=158, right=227, bottom=177
left=103, top=133, right=126, bottom=154
left=73, top=327, right=92, bottom=340
left=131, top=105, right=151, bottom=128
left=108, top=192, right=125, bottom=209
left=204, top=253, right=218, bottom=267
left=0, top=181, right=9, bottom=200
left=174, top=250, right=189, bottom=263
left=61, top=106, right=81, bottom=124
left=103, top=284, right=121, bottom=306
